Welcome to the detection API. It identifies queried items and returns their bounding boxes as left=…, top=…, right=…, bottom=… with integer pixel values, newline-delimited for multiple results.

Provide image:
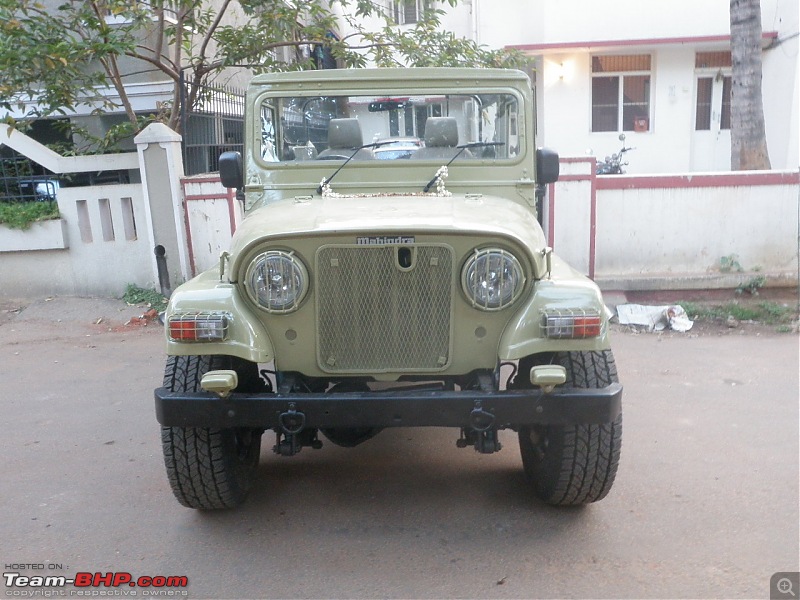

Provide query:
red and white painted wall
left=546, top=158, right=799, bottom=290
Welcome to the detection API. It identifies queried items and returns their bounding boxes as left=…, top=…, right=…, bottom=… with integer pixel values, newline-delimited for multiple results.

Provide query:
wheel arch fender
left=499, top=275, right=612, bottom=361
left=165, top=270, right=274, bottom=364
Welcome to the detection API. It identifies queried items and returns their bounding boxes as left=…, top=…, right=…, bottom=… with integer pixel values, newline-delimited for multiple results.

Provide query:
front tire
left=516, top=350, right=622, bottom=505
left=161, top=355, right=263, bottom=509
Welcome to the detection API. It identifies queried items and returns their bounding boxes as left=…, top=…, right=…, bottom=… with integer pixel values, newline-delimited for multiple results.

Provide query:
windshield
left=259, top=92, right=521, bottom=164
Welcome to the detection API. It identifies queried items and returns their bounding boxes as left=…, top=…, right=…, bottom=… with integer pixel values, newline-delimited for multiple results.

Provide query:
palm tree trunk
left=730, top=0, right=771, bottom=170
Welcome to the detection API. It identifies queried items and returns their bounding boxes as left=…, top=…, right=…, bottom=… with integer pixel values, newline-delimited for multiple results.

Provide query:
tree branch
left=153, top=5, right=165, bottom=65
left=124, top=50, right=180, bottom=81
left=87, top=1, right=137, bottom=125
left=199, top=0, right=233, bottom=61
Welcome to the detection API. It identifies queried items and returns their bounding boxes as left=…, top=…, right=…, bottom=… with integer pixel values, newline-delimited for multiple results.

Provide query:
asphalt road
left=1, top=297, right=798, bottom=599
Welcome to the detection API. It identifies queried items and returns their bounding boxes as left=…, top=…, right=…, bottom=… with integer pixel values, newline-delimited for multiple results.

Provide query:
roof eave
left=507, top=32, right=779, bottom=54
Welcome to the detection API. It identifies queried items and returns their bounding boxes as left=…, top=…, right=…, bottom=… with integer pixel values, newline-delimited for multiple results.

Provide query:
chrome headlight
left=462, top=248, right=525, bottom=310
left=246, top=250, right=308, bottom=313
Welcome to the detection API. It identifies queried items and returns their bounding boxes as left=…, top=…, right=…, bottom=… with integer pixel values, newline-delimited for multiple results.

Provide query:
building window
left=591, top=54, right=651, bottom=132
left=387, top=0, right=428, bottom=25
left=694, top=52, right=732, bottom=131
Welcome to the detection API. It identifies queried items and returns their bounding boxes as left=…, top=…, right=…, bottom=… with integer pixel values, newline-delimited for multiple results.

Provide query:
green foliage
left=719, top=254, right=744, bottom=273
left=0, top=1, right=131, bottom=119
left=758, top=300, right=790, bottom=319
left=735, top=275, right=766, bottom=296
left=680, top=300, right=793, bottom=325
left=0, top=201, right=60, bottom=230
left=122, top=284, right=168, bottom=312
left=1, top=0, right=524, bottom=149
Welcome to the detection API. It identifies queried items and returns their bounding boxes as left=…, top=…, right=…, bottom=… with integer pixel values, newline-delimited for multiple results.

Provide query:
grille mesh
left=316, top=245, right=453, bottom=373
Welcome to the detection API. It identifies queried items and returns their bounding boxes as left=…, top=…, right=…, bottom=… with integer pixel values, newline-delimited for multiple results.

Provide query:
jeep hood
left=228, top=194, right=548, bottom=276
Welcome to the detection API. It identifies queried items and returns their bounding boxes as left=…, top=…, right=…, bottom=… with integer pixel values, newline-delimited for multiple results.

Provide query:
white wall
left=0, top=185, right=154, bottom=297
left=540, top=0, right=730, bottom=42
left=539, top=47, right=703, bottom=174
left=0, top=124, right=189, bottom=298
left=594, top=177, right=798, bottom=278
left=762, top=0, right=800, bottom=169
left=472, top=0, right=773, bottom=46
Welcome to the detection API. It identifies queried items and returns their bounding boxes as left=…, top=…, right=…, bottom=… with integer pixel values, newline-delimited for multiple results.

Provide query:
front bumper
left=155, top=384, right=622, bottom=430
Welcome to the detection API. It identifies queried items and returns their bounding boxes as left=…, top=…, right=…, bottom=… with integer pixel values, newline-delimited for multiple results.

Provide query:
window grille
left=387, top=0, right=428, bottom=25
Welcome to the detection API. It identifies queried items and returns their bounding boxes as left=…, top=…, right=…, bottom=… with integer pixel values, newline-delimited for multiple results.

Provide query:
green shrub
left=719, top=254, right=743, bottom=273
left=735, top=275, right=766, bottom=296
left=122, top=284, right=168, bottom=312
left=0, top=201, right=60, bottom=230
left=679, top=300, right=794, bottom=325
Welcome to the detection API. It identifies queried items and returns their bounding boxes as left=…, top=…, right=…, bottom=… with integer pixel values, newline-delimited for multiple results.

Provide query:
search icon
left=778, top=578, right=796, bottom=597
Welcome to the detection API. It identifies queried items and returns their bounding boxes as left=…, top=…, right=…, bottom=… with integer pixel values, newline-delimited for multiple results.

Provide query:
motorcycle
left=595, top=133, right=634, bottom=175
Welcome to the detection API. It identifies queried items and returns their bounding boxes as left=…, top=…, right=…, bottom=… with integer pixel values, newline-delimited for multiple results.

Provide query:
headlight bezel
left=461, top=247, right=526, bottom=311
left=245, top=249, right=309, bottom=314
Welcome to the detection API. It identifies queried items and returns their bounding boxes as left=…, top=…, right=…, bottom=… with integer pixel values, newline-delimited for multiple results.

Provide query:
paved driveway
left=1, top=297, right=798, bottom=599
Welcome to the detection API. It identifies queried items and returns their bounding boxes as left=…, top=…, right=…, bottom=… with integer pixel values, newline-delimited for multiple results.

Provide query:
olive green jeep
left=155, top=68, right=622, bottom=509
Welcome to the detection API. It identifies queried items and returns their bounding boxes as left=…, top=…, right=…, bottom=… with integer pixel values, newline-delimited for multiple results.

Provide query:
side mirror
left=536, top=147, right=560, bottom=185
left=219, top=151, right=243, bottom=189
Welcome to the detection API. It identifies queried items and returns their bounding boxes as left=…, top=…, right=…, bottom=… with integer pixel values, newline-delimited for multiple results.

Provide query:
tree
left=0, top=0, right=524, bottom=150
left=729, top=0, right=771, bottom=170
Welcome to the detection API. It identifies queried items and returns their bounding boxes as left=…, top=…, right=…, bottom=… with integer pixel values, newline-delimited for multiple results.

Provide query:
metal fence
left=181, top=76, right=246, bottom=176
left=0, top=152, right=59, bottom=202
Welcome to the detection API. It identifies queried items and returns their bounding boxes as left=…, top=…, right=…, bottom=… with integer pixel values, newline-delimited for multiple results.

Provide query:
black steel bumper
left=154, top=383, right=622, bottom=430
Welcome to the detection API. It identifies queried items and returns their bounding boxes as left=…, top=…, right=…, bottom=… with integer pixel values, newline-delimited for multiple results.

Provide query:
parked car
left=372, top=136, right=424, bottom=160
left=155, top=67, right=623, bottom=510
left=17, top=178, right=59, bottom=202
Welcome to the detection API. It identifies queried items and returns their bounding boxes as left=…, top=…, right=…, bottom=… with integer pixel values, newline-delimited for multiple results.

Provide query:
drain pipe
left=155, top=245, right=171, bottom=297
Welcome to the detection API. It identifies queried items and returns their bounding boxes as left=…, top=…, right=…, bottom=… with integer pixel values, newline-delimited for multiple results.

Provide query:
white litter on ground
left=616, top=304, right=694, bottom=332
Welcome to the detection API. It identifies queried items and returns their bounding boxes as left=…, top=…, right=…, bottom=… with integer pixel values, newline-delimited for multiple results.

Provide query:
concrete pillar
left=134, top=123, right=189, bottom=295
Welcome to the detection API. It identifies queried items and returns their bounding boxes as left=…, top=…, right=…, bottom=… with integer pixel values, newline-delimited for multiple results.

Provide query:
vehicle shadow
left=192, top=427, right=593, bottom=535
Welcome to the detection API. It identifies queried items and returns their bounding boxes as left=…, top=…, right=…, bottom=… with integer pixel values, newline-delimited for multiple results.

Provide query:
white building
left=371, top=0, right=799, bottom=173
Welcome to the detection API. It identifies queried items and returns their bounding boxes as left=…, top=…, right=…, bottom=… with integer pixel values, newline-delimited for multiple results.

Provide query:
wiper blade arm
left=316, top=140, right=396, bottom=195
left=422, top=142, right=505, bottom=193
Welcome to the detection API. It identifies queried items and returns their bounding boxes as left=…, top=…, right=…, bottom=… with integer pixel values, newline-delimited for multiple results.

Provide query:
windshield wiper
left=316, top=140, right=396, bottom=194
left=422, top=142, right=505, bottom=193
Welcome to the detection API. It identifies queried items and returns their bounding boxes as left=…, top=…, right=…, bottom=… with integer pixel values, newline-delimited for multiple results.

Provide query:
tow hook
left=273, top=404, right=322, bottom=456
left=279, top=404, right=306, bottom=434
left=469, top=404, right=495, bottom=431
left=456, top=403, right=502, bottom=454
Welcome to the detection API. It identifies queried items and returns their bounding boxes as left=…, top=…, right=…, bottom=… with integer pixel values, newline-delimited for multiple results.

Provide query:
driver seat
left=316, top=118, right=374, bottom=160
left=414, top=117, right=473, bottom=161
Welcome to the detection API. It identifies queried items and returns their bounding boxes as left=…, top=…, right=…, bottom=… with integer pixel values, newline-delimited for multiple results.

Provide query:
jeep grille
left=316, top=244, right=453, bottom=373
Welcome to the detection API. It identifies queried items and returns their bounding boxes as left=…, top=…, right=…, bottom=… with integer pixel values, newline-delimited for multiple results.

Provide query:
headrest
left=327, top=118, right=363, bottom=149
left=424, top=117, right=459, bottom=147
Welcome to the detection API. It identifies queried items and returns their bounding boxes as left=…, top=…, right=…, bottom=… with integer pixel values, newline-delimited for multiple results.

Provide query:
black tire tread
left=161, top=355, right=261, bottom=509
left=519, top=350, right=622, bottom=506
